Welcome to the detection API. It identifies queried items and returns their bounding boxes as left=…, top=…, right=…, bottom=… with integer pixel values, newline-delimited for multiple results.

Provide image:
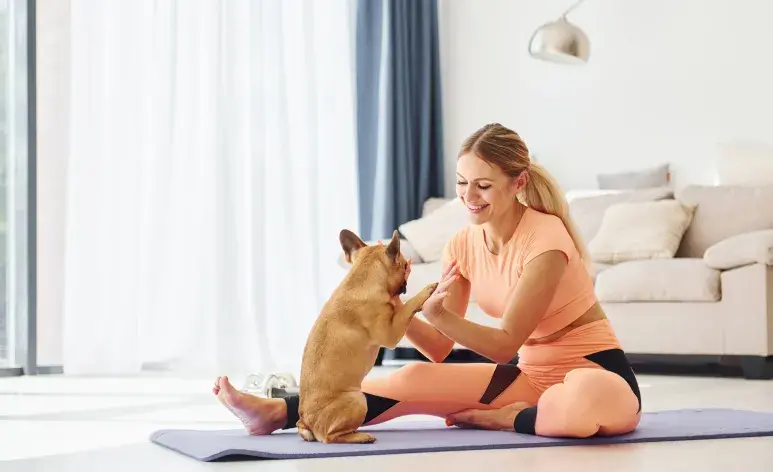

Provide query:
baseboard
left=0, top=367, right=23, bottom=377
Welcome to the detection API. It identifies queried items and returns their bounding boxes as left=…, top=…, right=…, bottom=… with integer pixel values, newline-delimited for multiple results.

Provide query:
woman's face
left=456, top=153, right=523, bottom=225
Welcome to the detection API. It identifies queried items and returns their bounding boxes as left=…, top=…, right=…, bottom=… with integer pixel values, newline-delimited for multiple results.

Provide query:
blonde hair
left=459, top=123, right=590, bottom=267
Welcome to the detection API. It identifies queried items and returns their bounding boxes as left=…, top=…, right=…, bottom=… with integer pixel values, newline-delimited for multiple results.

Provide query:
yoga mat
left=150, top=408, right=773, bottom=461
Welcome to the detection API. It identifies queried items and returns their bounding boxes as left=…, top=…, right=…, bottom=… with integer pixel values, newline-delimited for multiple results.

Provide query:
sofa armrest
left=336, top=239, right=424, bottom=269
left=703, top=229, right=773, bottom=270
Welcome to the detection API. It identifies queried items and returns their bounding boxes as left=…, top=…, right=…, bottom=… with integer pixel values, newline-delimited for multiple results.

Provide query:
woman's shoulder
left=521, top=208, right=568, bottom=237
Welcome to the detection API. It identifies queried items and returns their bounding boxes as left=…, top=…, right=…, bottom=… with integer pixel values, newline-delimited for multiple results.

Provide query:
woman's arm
left=404, top=273, right=471, bottom=363
left=426, top=250, right=567, bottom=364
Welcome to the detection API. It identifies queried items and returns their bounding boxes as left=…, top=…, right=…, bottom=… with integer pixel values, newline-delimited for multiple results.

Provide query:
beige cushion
left=398, top=198, right=470, bottom=263
left=676, top=185, right=773, bottom=258
left=716, top=141, right=773, bottom=186
left=595, top=259, right=721, bottom=302
left=703, top=229, right=773, bottom=270
left=590, top=262, right=613, bottom=282
left=589, top=200, right=696, bottom=264
left=569, top=187, right=674, bottom=243
left=597, top=163, right=670, bottom=189
left=422, top=197, right=454, bottom=216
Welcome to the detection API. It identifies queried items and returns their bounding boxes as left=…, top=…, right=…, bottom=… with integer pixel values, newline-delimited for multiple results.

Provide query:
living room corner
left=3, top=0, right=773, bottom=470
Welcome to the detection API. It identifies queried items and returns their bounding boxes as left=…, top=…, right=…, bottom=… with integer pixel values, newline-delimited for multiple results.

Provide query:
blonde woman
left=214, top=123, right=641, bottom=438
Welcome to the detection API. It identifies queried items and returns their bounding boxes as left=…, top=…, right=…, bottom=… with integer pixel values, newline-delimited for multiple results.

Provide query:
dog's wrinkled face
left=339, top=229, right=408, bottom=296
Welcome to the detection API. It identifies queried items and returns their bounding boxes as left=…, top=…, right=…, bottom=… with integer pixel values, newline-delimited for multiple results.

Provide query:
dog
left=295, top=229, right=438, bottom=444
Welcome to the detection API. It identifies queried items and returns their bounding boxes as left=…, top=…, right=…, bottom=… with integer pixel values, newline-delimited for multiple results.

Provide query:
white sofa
left=339, top=185, right=773, bottom=378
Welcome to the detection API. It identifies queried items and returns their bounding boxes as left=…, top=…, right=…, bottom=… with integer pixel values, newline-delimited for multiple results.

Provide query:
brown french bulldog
left=295, top=229, right=437, bottom=444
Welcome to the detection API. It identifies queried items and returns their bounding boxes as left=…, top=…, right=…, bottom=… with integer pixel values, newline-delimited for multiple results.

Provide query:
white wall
left=438, top=0, right=773, bottom=196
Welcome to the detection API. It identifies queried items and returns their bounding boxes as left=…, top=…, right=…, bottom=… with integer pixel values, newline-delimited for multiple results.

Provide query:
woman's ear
left=515, top=170, right=530, bottom=191
left=509, top=171, right=529, bottom=196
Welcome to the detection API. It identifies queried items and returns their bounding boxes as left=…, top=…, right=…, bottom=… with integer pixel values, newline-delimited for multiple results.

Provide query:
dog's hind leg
left=296, top=420, right=317, bottom=442
left=319, top=392, right=376, bottom=444
left=326, top=431, right=377, bottom=444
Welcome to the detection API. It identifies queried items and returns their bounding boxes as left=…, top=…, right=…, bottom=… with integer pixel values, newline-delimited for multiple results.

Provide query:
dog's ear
left=339, top=229, right=367, bottom=263
left=385, top=230, right=400, bottom=262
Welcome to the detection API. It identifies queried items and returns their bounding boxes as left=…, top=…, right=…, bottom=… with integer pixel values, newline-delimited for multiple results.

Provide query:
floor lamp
left=528, top=0, right=590, bottom=64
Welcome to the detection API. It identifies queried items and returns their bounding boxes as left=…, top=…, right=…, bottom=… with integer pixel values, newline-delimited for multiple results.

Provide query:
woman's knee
left=363, top=362, right=435, bottom=395
left=564, top=368, right=639, bottom=416
left=390, top=362, right=433, bottom=382
left=533, top=368, right=640, bottom=438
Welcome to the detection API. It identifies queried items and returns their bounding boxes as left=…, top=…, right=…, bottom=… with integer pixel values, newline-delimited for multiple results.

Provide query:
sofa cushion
left=716, top=141, right=773, bottom=186
left=676, top=185, right=773, bottom=258
left=597, top=163, right=670, bottom=190
left=595, top=259, right=721, bottom=302
left=588, top=200, right=696, bottom=264
left=398, top=198, right=470, bottom=263
left=590, top=262, right=613, bottom=282
left=703, top=229, right=773, bottom=270
left=422, top=197, right=454, bottom=216
left=569, top=187, right=674, bottom=243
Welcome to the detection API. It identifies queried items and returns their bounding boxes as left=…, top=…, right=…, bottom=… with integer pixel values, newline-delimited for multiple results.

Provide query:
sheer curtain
left=54, top=0, right=359, bottom=375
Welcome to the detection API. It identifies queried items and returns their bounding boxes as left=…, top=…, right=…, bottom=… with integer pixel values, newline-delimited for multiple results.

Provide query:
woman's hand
left=421, top=261, right=460, bottom=322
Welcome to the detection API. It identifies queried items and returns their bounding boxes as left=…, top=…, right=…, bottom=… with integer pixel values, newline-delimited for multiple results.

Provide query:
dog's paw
left=424, top=282, right=439, bottom=294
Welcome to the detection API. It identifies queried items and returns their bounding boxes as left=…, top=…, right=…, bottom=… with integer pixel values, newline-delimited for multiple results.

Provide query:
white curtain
left=55, top=0, right=359, bottom=375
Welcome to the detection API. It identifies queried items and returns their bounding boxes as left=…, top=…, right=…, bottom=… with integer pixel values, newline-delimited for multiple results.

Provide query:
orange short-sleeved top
left=442, top=207, right=597, bottom=339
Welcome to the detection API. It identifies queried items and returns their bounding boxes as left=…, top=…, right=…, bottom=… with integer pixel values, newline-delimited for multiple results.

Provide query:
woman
left=213, top=123, right=641, bottom=438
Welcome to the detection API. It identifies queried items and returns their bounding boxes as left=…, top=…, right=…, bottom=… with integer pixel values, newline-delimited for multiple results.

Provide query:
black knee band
left=281, top=392, right=399, bottom=430
left=513, top=405, right=538, bottom=435
left=363, top=392, right=400, bottom=423
left=584, top=348, right=642, bottom=412
left=282, top=395, right=300, bottom=430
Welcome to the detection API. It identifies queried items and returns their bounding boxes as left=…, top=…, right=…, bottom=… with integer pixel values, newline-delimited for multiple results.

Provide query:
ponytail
left=522, top=162, right=591, bottom=269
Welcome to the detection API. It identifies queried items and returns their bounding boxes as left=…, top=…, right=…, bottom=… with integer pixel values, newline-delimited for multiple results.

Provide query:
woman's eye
left=456, top=181, right=467, bottom=186
left=478, top=184, right=491, bottom=190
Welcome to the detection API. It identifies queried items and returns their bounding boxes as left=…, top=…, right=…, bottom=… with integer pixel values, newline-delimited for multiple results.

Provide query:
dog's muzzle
left=399, top=281, right=407, bottom=295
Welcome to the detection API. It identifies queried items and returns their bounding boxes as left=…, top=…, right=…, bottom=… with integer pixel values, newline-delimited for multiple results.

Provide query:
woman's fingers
left=438, top=272, right=458, bottom=290
left=441, top=260, right=457, bottom=279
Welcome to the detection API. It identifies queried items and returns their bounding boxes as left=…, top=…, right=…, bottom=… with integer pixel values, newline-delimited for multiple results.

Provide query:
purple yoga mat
left=150, top=408, right=773, bottom=461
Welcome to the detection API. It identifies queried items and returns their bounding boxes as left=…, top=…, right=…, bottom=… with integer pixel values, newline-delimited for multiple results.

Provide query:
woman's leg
left=525, top=367, right=640, bottom=437
left=447, top=349, right=642, bottom=438
left=214, top=361, right=541, bottom=434
left=358, top=362, right=541, bottom=425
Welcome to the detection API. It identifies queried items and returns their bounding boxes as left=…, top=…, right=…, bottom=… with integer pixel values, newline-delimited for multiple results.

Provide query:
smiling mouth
left=466, top=203, right=489, bottom=214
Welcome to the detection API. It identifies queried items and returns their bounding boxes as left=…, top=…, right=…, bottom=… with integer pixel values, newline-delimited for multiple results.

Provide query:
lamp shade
left=528, top=17, right=590, bottom=64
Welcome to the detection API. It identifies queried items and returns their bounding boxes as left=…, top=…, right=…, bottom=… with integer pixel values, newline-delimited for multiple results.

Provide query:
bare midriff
left=523, top=302, right=608, bottom=346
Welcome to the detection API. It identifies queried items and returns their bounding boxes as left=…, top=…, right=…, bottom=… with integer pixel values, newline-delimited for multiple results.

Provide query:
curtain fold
left=356, top=0, right=445, bottom=241
left=50, top=0, right=359, bottom=376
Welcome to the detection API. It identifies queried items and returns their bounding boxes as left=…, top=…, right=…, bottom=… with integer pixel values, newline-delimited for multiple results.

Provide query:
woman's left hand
left=421, top=262, right=459, bottom=323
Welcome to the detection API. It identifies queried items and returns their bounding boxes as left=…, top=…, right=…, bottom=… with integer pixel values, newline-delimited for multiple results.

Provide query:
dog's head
left=339, top=229, right=409, bottom=296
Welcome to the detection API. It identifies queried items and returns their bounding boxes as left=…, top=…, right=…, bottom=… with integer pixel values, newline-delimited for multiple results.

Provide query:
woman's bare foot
left=212, top=376, right=288, bottom=435
left=444, top=401, right=533, bottom=431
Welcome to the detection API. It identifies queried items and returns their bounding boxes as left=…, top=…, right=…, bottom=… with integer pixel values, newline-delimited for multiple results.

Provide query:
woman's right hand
left=421, top=261, right=460, bottom=320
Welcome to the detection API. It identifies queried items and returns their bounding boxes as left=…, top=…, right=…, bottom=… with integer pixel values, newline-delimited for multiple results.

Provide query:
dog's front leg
left=378, top=283, right=438, bottom=348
